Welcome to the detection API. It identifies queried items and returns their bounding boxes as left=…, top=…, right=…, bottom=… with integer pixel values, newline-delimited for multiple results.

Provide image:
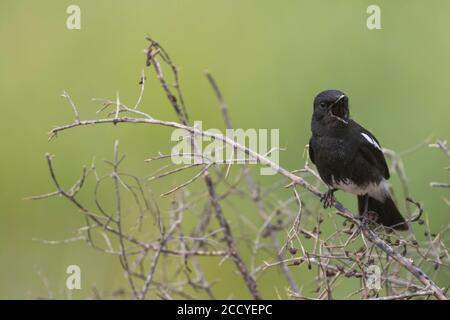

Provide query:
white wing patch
left=361, top=132, right=381, bottom=150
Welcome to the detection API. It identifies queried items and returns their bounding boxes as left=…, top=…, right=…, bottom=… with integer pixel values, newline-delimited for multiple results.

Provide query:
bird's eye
left=320, top=102, right=327, bottom=108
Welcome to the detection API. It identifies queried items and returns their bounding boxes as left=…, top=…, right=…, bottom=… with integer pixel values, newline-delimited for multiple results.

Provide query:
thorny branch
left=33, top=37, right=449, bottom=300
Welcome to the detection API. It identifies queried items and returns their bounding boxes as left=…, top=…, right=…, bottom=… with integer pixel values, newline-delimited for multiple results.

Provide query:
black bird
left=309, top=89, right=408, bottom=231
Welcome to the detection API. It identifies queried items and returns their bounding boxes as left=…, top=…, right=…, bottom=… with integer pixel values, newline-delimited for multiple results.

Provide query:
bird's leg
left=320, top=188, right=337, bottom=208
left=362, top=194, right=369, bottom=215
left=360, top=194, right=378, bottom=224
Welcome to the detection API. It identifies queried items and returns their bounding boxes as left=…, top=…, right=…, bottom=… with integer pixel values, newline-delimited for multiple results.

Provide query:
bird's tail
left=357, top=195, right=408, bottom=231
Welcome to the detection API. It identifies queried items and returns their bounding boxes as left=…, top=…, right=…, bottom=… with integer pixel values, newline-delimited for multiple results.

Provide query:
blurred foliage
left=0, top=0, right=448, bottom=299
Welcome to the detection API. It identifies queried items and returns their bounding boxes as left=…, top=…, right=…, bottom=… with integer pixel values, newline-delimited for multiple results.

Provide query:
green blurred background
left=0, top=0, right=449, bottom=299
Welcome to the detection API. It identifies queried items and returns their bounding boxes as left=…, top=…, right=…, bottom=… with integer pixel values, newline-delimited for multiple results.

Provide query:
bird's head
left=313, top=89, right=349, bottom=124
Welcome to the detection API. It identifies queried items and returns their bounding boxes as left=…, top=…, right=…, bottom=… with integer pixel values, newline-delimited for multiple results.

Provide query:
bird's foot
left=366, top=211, right=379, bottom=223
left=359, top=210, right=379, bottom=228
left=320, top=188, right=337, bottom=208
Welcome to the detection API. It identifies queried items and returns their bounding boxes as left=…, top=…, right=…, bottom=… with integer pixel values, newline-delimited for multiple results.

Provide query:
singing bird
left=308, top=89, right=408, bottom=231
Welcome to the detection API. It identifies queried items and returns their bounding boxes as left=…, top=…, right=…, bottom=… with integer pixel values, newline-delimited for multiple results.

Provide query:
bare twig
left=204, top=172, right=262, bottom=300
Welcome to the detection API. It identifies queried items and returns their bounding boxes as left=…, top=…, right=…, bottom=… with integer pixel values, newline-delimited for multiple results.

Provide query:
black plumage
left=309, top=89, right=408, bottom=231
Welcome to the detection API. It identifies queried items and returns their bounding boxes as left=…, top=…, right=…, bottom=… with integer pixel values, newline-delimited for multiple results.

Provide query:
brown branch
left=204, top=172, right=262, bottom=300
left=205, top=71, right=300, bottom=294
left=111, top=141, right=139, bottom=299
left=147, top=39, right=262, bottom=299
left=138, top=210, right=182, bottom=300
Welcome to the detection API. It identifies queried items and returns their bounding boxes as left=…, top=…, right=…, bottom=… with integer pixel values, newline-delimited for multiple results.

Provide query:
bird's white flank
left=332, top=177, right=389, bottom=201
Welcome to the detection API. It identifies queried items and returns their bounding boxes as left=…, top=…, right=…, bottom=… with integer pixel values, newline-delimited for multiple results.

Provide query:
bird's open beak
left=330, top=94, right=346, bottom=108
left=329, top=94, right=348, bottom=123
